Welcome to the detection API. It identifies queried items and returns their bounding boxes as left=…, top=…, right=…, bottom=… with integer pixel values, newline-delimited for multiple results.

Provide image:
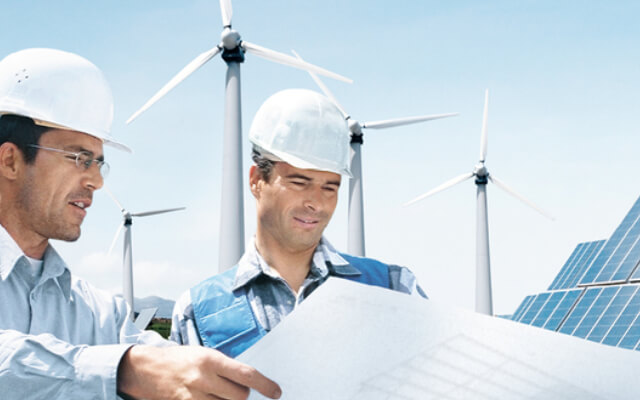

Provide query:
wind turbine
left=292, top=50, right=458, bottom=256
left=404, top=90, right=553, bottom=316
left=105, top=187, right=185, bottom=320
left=126, top=0, right=351, bottom=272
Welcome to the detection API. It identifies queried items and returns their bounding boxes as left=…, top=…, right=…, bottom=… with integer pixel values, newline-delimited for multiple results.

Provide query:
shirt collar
left=0, top=225, right=72, bottom=299
left=0, top=225, right=27, bottom=281
left=232, top=236, right=361, bottom=290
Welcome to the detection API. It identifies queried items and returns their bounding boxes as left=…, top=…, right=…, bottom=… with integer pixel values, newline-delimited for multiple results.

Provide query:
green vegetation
left=146, top=318, right=171, bottom=339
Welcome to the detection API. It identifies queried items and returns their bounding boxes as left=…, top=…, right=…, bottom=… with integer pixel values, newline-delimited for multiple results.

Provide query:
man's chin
left=54, top=227, right=82, bottom=242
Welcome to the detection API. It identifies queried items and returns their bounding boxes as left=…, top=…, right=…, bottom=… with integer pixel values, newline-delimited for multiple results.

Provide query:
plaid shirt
left=171, top=237, right=426, bottom=345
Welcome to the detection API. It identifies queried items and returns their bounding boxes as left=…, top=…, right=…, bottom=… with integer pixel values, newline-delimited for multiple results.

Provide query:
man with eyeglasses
left=0, top=48, right=281, bottom=400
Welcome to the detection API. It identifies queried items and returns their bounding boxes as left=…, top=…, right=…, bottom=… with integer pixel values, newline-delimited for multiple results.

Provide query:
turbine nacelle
left=123, top=211, right=133, bottom=226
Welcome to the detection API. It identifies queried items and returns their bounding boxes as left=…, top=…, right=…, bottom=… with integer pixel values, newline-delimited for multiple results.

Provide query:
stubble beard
left=17, top=173, right=82, bottom=243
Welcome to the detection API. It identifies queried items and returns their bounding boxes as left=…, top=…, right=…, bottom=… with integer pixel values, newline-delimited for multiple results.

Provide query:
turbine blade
left=107, top=222, right=125, bottom=257
left=131, top=207, right=186, bottom=218
left=291, top=50, right=348, bottom=118
left=126, top=45, right=222, bottom=124
left=404, top=172, right=474, bottom=207
left=241, top=41, right=353, bottom=84
left=480, top=89, right=489, bottom=161
left=102, top=185, right=125, bottom=212
left=488, top=175, right=555, bottom=220
left=219, top=0, right=232, bottom=27
left=362, top=113, right=459, bottom=130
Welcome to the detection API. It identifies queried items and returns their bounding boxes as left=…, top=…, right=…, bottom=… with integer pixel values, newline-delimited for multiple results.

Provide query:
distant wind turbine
left=404, top=90, right=553, bottom=316
left=127, top=0, right=352, bottom=271
left=105, top=187, right=185, bottom=320
left=292, top=50, right=458, bottom=256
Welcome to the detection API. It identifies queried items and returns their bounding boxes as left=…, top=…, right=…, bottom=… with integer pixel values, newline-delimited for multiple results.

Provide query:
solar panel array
left=510, top=195, right=640, bottom=352
left=579, top=196, right=640, bottom=285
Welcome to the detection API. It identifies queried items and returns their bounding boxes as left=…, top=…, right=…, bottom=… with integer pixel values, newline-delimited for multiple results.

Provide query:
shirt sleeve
left=388, top=264, right=428, bottom=299
left=170, top=289, right=203, bottom=346
left=0, top=286, right=172, bottom=400
left=0, top=329, right=132, bottom=400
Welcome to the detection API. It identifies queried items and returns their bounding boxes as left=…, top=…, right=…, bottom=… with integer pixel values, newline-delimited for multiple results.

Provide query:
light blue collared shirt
left=0, top=225, right=168, bottom=399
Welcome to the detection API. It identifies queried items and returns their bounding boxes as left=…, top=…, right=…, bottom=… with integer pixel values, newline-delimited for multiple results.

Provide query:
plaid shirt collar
left=232, top=236, right=361, bottom=291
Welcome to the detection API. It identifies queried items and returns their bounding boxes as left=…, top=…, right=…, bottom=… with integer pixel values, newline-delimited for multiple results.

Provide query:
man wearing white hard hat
left=0, top=48, right=281, bottom=400
left=172, top=89, right=426, bottom=356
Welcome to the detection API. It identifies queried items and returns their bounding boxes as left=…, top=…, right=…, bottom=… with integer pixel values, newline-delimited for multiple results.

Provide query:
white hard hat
left=249, top=88, right=351, bottom=176
left=0, top=48, right=130, bottom=152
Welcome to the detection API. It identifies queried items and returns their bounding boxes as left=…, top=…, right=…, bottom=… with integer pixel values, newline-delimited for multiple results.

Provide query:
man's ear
left=249, top=165, right=262, bottom=199
left=0, top=142, right=23, bottom=180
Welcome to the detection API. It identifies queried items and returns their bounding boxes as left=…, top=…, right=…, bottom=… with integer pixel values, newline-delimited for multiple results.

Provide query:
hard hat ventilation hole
left=15, top=69, right=28, bottom=83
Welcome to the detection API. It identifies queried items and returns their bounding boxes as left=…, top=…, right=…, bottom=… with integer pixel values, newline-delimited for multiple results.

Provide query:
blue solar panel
left=601, top=285, right=640, bottom=347
left=511, top=295, right=535, bottom=322
left=558, top=287, right=602, bottom=335
left=586, top=285, right=638, bottom=343
left=580, top=197, right=640, bottom=285
left=547, top=243, right=585, bottom=290
left=573, top=286, right=620, bottom=339
left=511, top=195, right=640, bottom=353
left=519, top=293, right=551, bottom=325
left=560, top=240, right=605, bottom=289
left=618, top=313, right=640, bottom=350
left=611, top=236, right=640, bottom=282
left=594, top=220, right=640, bottom=283
left=543, top=289, right=583, bottom=331
left=631, top=260, right=640, bottom=281
left=531, top=291, right=566, bottom=328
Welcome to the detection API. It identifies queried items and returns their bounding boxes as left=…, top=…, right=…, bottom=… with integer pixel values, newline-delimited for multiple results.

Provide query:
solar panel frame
left=629, top=259, right=640, bottom=282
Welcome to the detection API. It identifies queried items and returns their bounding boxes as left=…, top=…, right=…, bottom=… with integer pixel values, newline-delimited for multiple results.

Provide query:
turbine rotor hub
left=221, top=28, right=241, bottom=50
left=473, top=162, right=488, bottom=178
left=348, top=119, right=362, bottom=135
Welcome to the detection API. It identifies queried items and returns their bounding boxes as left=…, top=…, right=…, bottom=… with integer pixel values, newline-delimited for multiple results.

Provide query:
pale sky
left=3, top=1, right=639, bottom=315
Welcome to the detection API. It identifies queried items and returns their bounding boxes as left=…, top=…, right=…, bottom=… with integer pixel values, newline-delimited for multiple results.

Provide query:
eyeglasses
left=27, top=144, right=110, bottom=178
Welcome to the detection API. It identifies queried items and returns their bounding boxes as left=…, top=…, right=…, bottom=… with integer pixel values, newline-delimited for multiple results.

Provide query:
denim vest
left=190, top=254, right=391, bottom=358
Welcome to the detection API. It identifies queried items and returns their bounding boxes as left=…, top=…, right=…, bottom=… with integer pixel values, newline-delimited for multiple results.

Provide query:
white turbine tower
left=292, top=50, right=458, bottom=256
left=404, top=90, right=553, bottom=315
left=127, top=0, right=352, bottom=271
left=105, top=188, right=185, bottom=320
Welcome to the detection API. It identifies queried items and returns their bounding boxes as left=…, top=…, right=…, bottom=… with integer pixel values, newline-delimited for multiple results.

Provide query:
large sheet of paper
left=238, top=278, right=640, bottom=399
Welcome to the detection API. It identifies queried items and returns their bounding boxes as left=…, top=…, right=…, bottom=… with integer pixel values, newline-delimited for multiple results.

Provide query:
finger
left=216, top=356, right=282, bottom=399
left=198, top=371, right=250, bottom=400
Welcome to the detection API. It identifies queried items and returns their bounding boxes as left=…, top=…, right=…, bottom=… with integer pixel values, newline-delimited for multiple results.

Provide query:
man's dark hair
left=251, top=147, right=275, bottom=182
left=0, top=115, right=48, bottom=163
